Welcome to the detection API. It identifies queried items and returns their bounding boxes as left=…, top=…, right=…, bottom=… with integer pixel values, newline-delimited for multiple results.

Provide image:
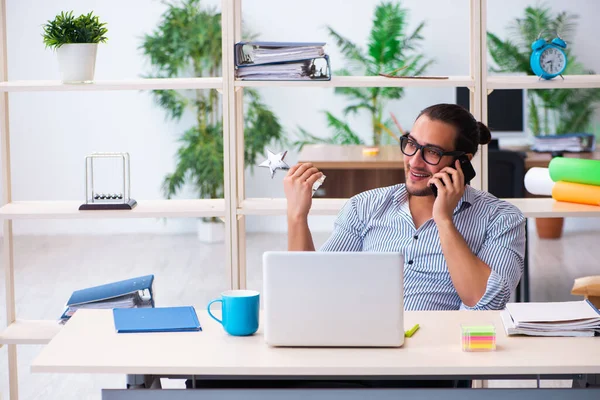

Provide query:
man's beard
left=405, top=180, right=434, bottom=197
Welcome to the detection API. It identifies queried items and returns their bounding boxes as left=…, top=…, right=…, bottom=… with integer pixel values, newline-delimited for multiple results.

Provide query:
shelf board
left=1, top=198, right=597, bottom=220
left=0, top=320, right=62, bottom=345
left=239, top=198, right=347, bottom=216
left=235, top=75, right=474, bottom=88
left=239, top=197, right=600, bottom=218
left=506, top=198, right=600, bottom=218
left=0, top=77, right=223, bottom=92
left=487, top=75, right=600, bottom=90
left=0, top=200, right=225, bottom=219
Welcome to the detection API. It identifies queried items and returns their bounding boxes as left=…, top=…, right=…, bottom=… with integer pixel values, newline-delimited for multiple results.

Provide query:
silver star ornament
left=259, top=149, right=290, bottom=179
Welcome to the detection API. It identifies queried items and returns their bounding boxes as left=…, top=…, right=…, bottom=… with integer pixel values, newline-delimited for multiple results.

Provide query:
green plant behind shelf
left=487, top=4, right=600, bottom=136
left=42, top=11, right=108, bottom=49
left=294, top=1, right=433, bottom=148
left=140, top=0, right=285, bottom=222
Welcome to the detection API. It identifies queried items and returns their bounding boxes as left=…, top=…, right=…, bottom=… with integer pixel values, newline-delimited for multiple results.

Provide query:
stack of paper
left=532, top=133, right=596, bottom=153
left=501, top=300, right=600, bottom=337
left=461, top=325, right=496, bottom=351
left=236, top=57, right=330, bottom=81
left=234, top=41, right=331, bottom=81
left=235, top=42, right=326, bottom=66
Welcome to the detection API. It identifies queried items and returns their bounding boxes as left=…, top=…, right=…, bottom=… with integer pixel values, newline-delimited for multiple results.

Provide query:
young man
left=284, top=103, right=525, bottom=311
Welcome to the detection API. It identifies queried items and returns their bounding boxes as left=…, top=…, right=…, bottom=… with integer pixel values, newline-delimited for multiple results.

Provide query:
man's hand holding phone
left=429, top=156, right=475, bottom=225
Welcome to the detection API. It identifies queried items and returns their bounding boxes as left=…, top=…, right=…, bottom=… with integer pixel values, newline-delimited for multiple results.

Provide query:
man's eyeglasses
left=399, top=135, right=463, bottom=166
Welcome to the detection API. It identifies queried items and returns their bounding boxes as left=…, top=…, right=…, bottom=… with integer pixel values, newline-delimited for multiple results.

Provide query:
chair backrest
left=487, top=150, right=526, bottom=198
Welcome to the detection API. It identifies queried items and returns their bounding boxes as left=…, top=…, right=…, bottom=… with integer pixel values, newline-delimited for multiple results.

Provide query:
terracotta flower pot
left=535, top=217, right=564, bottom=239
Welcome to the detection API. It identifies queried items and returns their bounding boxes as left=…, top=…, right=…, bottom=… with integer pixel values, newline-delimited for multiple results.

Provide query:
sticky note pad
left=461, top=325, right=496, bottom=352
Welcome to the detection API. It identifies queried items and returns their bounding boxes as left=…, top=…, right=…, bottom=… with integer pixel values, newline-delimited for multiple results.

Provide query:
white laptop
left=262, top=251, right=404, bottom=347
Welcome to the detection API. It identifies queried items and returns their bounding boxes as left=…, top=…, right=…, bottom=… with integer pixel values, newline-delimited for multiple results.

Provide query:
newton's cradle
left=79, top=152, right=137, bottom=210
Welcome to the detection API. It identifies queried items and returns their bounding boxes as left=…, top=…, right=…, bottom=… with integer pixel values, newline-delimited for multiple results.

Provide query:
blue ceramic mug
left=207, top=290, right=260, bottom=336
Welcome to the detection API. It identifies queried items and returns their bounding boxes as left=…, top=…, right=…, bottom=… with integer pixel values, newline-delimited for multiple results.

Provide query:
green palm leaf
left=244, top=89, right=286, bottom=168
left=344, top=101, right=376, bottom=116
left=509, top=5, right=552, bottom=49
left=145, top=0, right=284, bottom=206
left=326, top=27, right=366, bottom=65
left=42, top=11, right=108, bottom=49
left=486, top=33, right=530, bottom=73
left=292, top=126, right=333, bottom=150
left=368, top=2, right=406, bottom=70
left=528, top=97, right=540, bottom=136
left=324, top=112, right=364, bottom=145
left=306, top=1, right=432, bottom=146
left=489, top=4, right=599, bottom=136
left=334, top=86, right=370, bottom=102
left=380, top=86, right=404, bottom=100
left=402, top=21, right=425, bottom=52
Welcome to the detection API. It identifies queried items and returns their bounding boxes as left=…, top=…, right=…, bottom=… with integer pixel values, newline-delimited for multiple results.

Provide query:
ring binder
left=60, top=274, right=155, bottom=323
left=235, top=41, right=326, bottom=66
left=236, top=56, right=331, bottom=81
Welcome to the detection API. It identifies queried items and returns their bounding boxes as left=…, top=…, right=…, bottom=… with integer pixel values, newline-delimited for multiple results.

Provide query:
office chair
left=487, top=149, right=526, bottom=198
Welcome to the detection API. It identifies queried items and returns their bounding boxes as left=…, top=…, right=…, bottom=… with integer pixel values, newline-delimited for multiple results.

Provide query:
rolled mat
left=552, top=181, right=600, bottom=206
left=524, top=167, right=554, bottom=196
left=549, top=157, right=600, bottom=186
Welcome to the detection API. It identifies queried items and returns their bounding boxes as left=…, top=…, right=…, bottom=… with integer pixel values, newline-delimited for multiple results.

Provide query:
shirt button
left=413, top=235, right=418, bottom=240
left=408, top=260, right=414, bottom=265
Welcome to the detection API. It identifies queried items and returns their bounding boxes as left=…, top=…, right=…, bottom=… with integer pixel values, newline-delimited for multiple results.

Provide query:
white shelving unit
left=0, top=200, right=225, bottom=219
left=487, top=74, right=600, bottom=89
left=0, top=320, right=62, bottom=345
left=1, top=1, right=600, bottom=399
left=0, top=77, right=223, bottom=92
left=238, top=198, right=600, bottom=219
left=235, top=75, right=475, bottom=88
left=0, top=0, right=235, bottom=397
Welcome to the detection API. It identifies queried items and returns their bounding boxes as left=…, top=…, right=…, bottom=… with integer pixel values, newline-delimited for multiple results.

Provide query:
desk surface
left=298, top=144, right=600, bottom=170
left=32, top=309, right=600, bottom=377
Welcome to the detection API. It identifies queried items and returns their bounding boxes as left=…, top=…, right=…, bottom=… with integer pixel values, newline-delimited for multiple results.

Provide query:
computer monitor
left=456, top=87, right=524, bottom=136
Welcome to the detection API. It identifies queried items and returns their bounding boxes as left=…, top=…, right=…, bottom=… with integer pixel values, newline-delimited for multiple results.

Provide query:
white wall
left=3, top=0, right=600, bottom=235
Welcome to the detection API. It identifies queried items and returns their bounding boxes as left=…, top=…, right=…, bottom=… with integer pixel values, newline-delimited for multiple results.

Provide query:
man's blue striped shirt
left=319, top=184, right=526, bottom=311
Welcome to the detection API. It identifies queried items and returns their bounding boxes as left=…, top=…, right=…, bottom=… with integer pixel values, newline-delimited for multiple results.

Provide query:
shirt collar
left=455, top=185, right=474, bottom=214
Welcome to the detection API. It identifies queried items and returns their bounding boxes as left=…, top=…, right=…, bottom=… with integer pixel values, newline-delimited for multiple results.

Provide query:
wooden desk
left=298, top=144, right=600, bottom=198
left=518, top=150, right=600, bottom=169
left=32, top=309, right=600, bottom=377
left=298, top=144, right=600, bottom=170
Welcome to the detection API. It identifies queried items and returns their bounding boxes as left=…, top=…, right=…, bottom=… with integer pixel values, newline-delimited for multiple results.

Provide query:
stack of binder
left=60, top=274, right=155, bottom=323
left=532, top=133, right=596, bottom=153
left=500, top=300, right=600, bottom=337
left=235, top=41, right=331, bottom=81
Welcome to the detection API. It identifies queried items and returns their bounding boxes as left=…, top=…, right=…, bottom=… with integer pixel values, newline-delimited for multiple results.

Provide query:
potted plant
left=488, top=5, right=600, bottom=239
left=141, top=0, right=285, bottom=242
left=42, top=11, right=108, bottom=83
left=294, top=1, right=433, bottom=148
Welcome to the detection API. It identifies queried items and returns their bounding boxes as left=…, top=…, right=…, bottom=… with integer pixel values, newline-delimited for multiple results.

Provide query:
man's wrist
left=287, top=214, right=308, bottom=225
left=435, top=217, right=455, bottom=231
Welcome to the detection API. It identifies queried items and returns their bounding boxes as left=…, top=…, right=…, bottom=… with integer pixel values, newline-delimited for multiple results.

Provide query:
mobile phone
left=430, top=154, right=477, bottom=197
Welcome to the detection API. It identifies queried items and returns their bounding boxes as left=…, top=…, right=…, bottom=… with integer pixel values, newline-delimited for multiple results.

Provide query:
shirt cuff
left=460, top=270, right=509, bottom=311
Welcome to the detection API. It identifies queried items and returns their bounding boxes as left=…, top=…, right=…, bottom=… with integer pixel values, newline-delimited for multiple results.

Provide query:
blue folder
left=67, top=275, right=155, bottom=307
left=113, top=306, right=201, bottom=333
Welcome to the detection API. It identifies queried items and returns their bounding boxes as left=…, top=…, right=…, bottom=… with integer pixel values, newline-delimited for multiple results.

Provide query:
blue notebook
left=113, top=306, right=201, bottom=333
